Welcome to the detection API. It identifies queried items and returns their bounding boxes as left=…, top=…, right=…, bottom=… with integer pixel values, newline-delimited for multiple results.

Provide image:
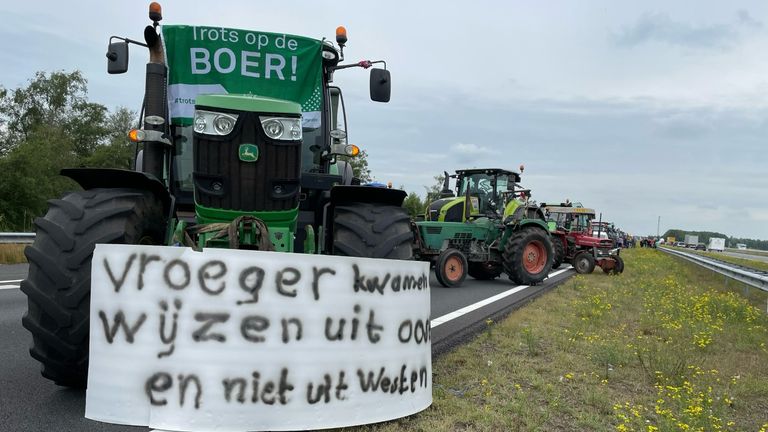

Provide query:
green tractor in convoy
left=21, top=3, right=412, bottom=387
left=413, top=167, right=554, bottom=287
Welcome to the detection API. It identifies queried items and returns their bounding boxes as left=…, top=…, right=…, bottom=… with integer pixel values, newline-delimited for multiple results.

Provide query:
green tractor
left=413, top=168, right=554, bottom=287
left=21, top=4, right=412, bottom=388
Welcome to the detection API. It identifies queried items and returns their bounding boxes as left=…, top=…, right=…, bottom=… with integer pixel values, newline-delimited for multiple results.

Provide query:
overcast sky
left=2, top=1, right=767, bottom=239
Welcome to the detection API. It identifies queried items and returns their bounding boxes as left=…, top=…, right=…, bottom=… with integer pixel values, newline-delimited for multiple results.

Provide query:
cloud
left=451, top=142, right=492, bottom=155
left=613, top=13, right=738, bottom=50
left=358, top=89, right=768, bottom=238
left=652, top=112, right=713, bottom=139
left=737, top=10, right=763, bottom=29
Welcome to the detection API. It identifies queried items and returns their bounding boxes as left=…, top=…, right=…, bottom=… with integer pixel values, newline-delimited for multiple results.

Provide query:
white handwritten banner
left=85, top=244, right=431, bottom=431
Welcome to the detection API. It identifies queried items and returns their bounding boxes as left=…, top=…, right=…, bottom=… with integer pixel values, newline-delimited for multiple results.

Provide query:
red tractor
left=543, top=205, right=624, bottom=275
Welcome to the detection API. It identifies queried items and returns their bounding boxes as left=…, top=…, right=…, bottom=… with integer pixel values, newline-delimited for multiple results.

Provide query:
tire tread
left=502, top=226, right=554, bottom=285
left=22, top=188, right=163, bottom=387
left=332, top=203, right=412, bottom=260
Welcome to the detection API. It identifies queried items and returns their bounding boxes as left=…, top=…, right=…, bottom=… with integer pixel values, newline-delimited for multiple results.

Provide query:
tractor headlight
left=259, top=117, right=302, bottom=141
left=262, top=119, right=284, bottom=138
left=193, top=110, right=239, bottom=136
left=194, top=115, right=207, bottom=133
left=213, top=115, right=236, bottom=135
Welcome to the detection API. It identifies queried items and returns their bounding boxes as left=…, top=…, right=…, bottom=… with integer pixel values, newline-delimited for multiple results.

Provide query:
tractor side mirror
left=370, top=68, right=391, bottom=102
left=107, top=41, right=129, bottom=74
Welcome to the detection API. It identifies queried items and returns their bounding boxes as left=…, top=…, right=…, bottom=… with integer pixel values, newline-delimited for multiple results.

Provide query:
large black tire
left=468, top=262, right=503, bottom=280
left=551, top=237, right=565, bottom=269
left=21, top=188, right=165, bottom=388
left=602, top=255, right=625, bottom=275
left=332, top=203, right=413, bottom=259
left=573, top=251, right=596, bottom=274
left=436, top=248, right=467, bottom=288
left=502, top=227, right=554, bottom=285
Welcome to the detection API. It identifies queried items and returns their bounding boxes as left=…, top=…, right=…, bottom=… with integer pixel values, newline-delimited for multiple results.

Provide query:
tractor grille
left=425, top=226, right=443, bottom=235
left=449, top=232, right=474, bottom=251
left=193, top=111, right=300, bottom=212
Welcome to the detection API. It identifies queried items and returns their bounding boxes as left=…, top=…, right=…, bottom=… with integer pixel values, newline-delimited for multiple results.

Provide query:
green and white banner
left=162, top=25, right=323, bottom=127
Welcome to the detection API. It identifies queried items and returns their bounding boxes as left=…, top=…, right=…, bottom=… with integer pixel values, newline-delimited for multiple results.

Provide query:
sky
left=1, top=1, right=767, bottom=239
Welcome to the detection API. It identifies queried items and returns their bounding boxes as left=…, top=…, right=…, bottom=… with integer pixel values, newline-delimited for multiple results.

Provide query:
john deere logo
left=238, top=144, right=259, bottom=162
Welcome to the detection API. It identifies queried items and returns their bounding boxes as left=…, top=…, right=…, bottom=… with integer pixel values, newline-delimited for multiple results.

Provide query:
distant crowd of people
left=636, top=237, right=657, bottom=248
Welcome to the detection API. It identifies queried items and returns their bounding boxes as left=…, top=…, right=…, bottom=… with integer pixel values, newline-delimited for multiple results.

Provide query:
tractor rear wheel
left=602, top=255, right=625, bottom=275
left=436, top=248, right=468, bottom=287
left=502, top=227, right=554, bottom=285
left=332, top=203, right=413, bottom=259
left=573, top=251, right=596, bottom=274
left=468, top=262, right=503, bottom=280
left=21, top=188, right=164, bottom=388
left=552, top=237, right=565, bottom=269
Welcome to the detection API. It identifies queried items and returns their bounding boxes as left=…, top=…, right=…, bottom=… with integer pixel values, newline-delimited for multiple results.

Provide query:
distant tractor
left=542, top=204, right=624, bottom=275
left=413, top=168, right=554, bottom=287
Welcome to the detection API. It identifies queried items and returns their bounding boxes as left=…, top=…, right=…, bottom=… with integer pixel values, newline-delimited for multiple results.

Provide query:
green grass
left=338, top=249, right=768, bottom=432
left=0, top=244, right=26, bottom=264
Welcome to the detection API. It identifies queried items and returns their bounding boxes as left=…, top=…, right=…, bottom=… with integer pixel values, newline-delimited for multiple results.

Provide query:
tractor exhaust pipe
left=140, top=7, right=168, bottom=181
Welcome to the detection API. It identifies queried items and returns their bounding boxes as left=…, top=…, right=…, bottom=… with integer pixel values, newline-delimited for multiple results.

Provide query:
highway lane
left=720, top=251, right=768, bottom=264
left=0, top=263, right=27, bottom=288
left=0, top=263, right=572, bottom=431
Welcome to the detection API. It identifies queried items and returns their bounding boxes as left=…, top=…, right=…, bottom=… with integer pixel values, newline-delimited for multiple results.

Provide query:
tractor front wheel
left=436, top=249, right=468, bottom=288
left=573, top=251, right=596, bottom=274
left=602, top=255, right=625, bottom=275
left=21, top=188, right=165, bottom=388
left=552, top=237, right=565, bottom=269
left=332, top=203, right=413, bottom=259
left=502, top=227, right=554, bottom=285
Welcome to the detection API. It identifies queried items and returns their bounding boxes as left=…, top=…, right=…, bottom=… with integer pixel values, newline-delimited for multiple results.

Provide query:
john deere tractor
left=413, top=168, right=554, bottom=287
left=21, top=3, right=412, bottom=388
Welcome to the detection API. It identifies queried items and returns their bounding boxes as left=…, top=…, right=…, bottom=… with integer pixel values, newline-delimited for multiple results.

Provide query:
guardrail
left=659, top=246, right=768, bottom=292
left=0, top=233, right=35, bottom=244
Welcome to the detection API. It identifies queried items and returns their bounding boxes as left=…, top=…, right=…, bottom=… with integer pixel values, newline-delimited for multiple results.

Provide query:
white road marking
left=430, top=267, right=572, bottom=329
left=0, top=279, right=22, bottom=284
left=0, top=279, right=22, bottom=290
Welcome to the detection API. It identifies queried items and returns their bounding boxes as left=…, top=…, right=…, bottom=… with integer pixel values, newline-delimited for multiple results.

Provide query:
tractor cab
left=426, top=168, right=522, bottom=222
left=543, top=205, right=594, bottom=233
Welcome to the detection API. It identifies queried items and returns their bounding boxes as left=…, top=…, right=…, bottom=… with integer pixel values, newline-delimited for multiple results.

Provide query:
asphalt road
left=720, top=251, right=768, bottom=264
left=0, top=263, right=573, bottom=431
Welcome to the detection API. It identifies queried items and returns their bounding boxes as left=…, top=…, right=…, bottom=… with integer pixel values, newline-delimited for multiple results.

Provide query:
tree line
left=0, top=71, right=136, bottom=231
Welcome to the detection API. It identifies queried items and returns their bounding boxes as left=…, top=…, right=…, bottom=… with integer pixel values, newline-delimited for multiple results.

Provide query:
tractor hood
left=571, top=232, right=614, bottom=249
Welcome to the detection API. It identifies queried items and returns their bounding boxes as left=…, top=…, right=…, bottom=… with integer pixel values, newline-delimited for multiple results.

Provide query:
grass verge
left=342, top=248, right=768, bottom=432
left=0, top=244, right=27, bottom=264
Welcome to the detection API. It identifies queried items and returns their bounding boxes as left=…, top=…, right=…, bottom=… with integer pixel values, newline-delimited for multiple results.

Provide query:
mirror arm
left=331, top=59, right=386, bottom=71
left=109, top=35, right=149, bottom=51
